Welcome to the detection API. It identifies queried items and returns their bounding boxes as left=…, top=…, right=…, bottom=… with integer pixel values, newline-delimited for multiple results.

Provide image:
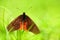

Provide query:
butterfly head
left=22, top=12, right=26, bottom=21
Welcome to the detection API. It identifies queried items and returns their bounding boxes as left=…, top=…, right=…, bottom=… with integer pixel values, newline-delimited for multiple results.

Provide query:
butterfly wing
left=26, top=16, right=40, bottom=34
left=7, top=15, right=22, bottom=32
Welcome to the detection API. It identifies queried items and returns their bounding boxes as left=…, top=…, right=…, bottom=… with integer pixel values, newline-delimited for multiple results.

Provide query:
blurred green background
left=0, top=0, right=60, bottom=40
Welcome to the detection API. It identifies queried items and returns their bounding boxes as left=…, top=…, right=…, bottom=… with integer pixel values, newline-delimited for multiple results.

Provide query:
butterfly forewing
left=26, top=16, right=40, bottom=34
left=7, top=15, right=22, bottom=31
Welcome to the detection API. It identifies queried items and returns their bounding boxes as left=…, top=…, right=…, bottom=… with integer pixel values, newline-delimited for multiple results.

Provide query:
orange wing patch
left=20, top=22, right=27, bottom=30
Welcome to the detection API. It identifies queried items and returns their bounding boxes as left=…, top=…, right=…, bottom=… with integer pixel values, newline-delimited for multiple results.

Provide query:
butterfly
left=7, top=12, right=40, bottom=34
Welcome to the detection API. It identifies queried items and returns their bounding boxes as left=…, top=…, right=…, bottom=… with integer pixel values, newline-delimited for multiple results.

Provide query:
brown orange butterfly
left=7, top=12, right=40, bottom=34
